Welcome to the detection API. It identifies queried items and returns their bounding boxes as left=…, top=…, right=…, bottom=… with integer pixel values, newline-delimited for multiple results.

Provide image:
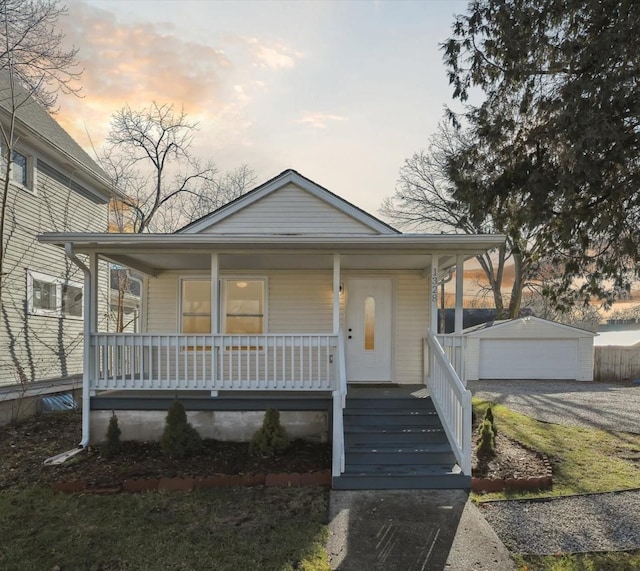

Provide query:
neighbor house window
left=223, top=279, right=265, bottom=334
left=27, top=270, right=83, bottom=318
left=181, top=278, right=211, bottom=334
left=1, top=146, right=31, bottom=188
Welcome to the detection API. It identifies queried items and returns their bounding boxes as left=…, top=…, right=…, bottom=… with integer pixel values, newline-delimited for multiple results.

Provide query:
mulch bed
left=1, top=410, right=549, bottom=492
left=0, top=411, right=330, bottom=490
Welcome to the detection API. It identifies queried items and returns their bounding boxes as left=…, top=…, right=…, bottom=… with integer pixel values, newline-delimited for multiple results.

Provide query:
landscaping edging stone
left=472, top=452, right=553, bottom=493
left=52, top=470, right=332, bottom=494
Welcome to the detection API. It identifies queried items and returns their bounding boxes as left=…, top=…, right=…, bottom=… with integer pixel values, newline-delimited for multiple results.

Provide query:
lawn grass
left=473, top=398, right=640, bottom=501
left=513, top=550, right=640, bottom=571
left=0, top=485, right=330, bottom=571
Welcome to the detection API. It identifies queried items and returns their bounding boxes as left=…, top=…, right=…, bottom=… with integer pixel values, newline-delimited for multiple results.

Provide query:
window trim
left=1, top=144, right=34, bottom=193
left=177, top=275, right=269, bottom=336
left=179, top=276, right=212, bottom=334
left=26, top=270, right=84, bottom=319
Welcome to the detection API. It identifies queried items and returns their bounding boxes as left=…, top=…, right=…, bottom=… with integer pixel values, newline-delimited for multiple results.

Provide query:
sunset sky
left=57, top=0, right=468, bottom=217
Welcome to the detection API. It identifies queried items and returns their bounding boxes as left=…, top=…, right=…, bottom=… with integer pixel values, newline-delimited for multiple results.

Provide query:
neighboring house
left=40, top=169, right=504, bottom=489
left=463, top=316, right=596, bottom=382
left=0, top=76, right=114, bottom=392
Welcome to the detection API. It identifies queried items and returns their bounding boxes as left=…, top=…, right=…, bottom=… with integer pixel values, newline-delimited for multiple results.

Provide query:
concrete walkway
left=469, top=379, right=640, bottom=434
left=327, top=490, right=514, bottom=571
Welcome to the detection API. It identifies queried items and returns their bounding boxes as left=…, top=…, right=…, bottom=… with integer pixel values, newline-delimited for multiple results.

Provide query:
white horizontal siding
left=0, top=163, right=109, bottom=386
left=201, top=183, right=377, bottom=235
left=268, top=271, right=335, bottom=333
left=577, top=337, right=594, bottom=381
left=145, top=275, right=179, bottom=333
left=394, top=273, right=428, bottom=384
left=465, top=337, right=481, bottom=381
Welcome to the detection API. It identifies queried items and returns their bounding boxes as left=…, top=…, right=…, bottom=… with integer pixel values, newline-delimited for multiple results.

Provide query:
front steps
left=332, top=390, right=471, bottom=490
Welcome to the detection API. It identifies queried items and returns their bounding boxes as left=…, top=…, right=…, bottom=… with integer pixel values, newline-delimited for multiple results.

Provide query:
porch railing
left=425, top=331, right=472, bottom=475
left=90, top=333, right=339, bottom=391
left=332, top=330, right=347, bottom=478
left=436, top=333, right=467, bottom=385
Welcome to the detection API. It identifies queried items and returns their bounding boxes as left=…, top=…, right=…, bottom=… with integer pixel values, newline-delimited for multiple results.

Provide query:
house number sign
left=431, top=267, right=438, bottom=304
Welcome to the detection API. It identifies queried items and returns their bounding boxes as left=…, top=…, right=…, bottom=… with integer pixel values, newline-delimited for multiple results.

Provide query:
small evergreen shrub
left=160, top=400, right=202, bottom=458
left=476, top=418, right=495, bottom=457
left=250, top=408, right=289, bottom=456
left=101, top=412, right=122, bottom=459
left=484, top=406, right=497, bottom=436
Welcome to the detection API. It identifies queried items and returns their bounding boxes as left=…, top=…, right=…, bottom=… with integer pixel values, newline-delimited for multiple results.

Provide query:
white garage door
left=479, top=339, right=578, bottom=380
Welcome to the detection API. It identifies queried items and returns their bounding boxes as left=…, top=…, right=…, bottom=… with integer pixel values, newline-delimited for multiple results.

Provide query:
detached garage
left=465, top=317, right=596, bottom=381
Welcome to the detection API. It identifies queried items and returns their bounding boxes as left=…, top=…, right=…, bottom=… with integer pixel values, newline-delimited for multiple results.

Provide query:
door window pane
left=364, top=296, right=375, bottom=350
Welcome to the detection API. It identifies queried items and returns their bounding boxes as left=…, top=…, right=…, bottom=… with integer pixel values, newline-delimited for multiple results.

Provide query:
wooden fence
left=593, top=345, right=640, bottom=382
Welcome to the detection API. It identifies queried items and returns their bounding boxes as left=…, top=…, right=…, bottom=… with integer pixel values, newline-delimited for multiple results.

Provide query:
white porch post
left=89, top=253, right=98, bottom=333
left=210, top=253, right=219, bottom=334
left=430, top=254, right=439, bottom=333
left=333, top=253, right=340, bottom=334
left=210, top=253, right=219, bottom=394
left=89, top=253, right=98, bottom=391
left=455, top=254, right=464, bottom=334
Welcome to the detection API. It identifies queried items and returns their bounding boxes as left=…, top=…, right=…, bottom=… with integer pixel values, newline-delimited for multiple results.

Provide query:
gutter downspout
left=64, top=242, right=91, bottom=448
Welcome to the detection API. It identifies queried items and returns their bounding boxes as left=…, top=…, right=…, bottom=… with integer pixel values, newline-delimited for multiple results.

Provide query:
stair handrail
left=425, top=330, right=472, bottom=475
left=332, top=330, right=347, bottom=477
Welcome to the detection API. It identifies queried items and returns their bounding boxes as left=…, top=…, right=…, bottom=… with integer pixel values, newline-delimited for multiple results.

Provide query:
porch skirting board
left=89, top=409, right=328, bottom=444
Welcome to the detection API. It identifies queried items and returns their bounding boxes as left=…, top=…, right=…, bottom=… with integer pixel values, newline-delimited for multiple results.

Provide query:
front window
left=27, top=271, right=83, bottom=318
left=223, top=279, right=265, bottom=334
left=181, top=279, right=211, bottom=334
left=179, top=277, right=267, bottom=334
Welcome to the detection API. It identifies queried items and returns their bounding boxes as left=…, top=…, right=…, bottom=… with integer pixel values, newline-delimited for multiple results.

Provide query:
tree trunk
left=508, top=251, right=524, bottom=318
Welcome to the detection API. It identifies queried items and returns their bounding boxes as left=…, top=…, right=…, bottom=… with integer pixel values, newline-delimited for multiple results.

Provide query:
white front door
left=345, top=278, right=392, bottom=382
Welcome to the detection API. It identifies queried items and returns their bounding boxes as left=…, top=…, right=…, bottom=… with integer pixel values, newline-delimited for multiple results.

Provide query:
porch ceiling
left=38, top=232, right=505, bottom=275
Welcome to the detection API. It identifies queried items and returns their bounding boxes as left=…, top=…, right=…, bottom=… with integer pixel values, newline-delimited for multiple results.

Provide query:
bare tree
left=103, top=102, right=222, bottom=234
left=102, top=102, right=256, bottom=330
left=381, top=122, right=546, bottom=319
left=0, top=0, right=80, bottom=309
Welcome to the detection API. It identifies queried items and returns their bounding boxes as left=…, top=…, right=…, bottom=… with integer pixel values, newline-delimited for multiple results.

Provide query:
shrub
left=484, top=406, right=497, bottom=436
left=101, top=412, right=122, bottom=459
left=476, top=418, right=495, bottom=458
left=251, top=408, right=289, bottom=457
left=160, top=400, right=202, bottom=458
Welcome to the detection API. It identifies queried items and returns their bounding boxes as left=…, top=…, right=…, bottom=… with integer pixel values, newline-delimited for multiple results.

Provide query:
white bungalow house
left=39, top=170, right=504, bottom=489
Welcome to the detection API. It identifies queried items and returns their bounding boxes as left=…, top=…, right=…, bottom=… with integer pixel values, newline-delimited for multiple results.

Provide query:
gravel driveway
left=468, top=379, right=640, bottom=434
left=479, top=490, right=640, bottom=554
left=469, top=379, right=640, bottom=557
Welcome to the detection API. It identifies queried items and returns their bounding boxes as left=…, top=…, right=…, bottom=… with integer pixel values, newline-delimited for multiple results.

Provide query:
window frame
left=26, top=270, right=84, bottom=319
left=1, top=144, right=34, bottom=193
left=177, top=275, right=269, bottom=336
left=179, top=276, right=212, bottom=334
left=221, top=277, right=267, bottom=336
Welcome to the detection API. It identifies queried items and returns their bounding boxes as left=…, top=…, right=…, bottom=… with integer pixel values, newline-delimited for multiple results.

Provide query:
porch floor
left=89, top=384, right=429, bottom=411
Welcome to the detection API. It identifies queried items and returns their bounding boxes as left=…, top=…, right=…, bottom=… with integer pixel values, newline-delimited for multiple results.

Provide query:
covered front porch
left=39, top=232, right=503, bottom=487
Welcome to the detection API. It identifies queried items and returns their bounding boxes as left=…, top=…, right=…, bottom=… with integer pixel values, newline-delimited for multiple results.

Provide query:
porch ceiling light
left=236, top=281, right=248, bottom=288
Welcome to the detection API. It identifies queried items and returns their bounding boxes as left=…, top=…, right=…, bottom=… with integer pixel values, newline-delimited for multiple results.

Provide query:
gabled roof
left=177, top=169, right=400, bottom=235
left=463, top=316, right=597, bottom=336
left=0, top=71, right=114, bottom=200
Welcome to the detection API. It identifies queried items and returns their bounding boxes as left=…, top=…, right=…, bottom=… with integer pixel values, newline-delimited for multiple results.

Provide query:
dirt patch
left=472, top=431, right=548, bottom=480
left=0, top=411, right=331, bottom=489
